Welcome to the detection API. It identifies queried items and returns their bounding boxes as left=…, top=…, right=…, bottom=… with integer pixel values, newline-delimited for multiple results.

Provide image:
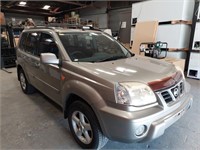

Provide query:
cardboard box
left=131, top=21, right=158, bottom=55
left=161, top=57, right=185, bottom=71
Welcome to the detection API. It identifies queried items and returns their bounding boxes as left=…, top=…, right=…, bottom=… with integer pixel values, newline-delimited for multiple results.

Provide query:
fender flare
left=17, top=64, right=31, bottom=83
left=62, top=80, right=108, bottom=135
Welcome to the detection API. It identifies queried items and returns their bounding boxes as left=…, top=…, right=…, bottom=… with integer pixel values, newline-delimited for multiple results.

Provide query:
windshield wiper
left=96, top=55, right=127, bottom=62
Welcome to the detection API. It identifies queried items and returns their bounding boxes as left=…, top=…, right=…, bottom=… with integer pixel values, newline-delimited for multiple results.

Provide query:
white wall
left=131, top=0, right=195, bottom=49
left=131, top=0, right=195, bottom=24
left=156, top=24, right=191, bottom=48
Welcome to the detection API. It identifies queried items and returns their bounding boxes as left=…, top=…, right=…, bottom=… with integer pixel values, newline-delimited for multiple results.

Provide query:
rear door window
left=19, top=32, right=40, bottom=55
left=19, top=32, right=28, bottom=51
left=25, top=32, right=39, bottom=55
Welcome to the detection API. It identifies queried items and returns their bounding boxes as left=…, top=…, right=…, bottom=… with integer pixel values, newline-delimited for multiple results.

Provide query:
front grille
left=159, top=81, right=184, bottom=104
left=180, top=82, right=184, bottom=94
left=161, top=91, right=173, bottom=103
left=171, top=86, right=179, bottom=98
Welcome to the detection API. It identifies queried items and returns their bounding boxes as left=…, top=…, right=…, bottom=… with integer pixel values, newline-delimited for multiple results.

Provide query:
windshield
left=58, top=32, right=133, bottom=62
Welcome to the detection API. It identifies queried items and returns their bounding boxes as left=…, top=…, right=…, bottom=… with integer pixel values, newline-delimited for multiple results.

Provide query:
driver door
left=35, top=32, right=62, bottom=104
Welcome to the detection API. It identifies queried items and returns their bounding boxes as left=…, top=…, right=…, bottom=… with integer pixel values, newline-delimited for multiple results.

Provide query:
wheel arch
left=17, top=64, right=31, bottom=83
left=62, top=81, right=108, bottom=136
left=64, top=93, right=96, bottom=118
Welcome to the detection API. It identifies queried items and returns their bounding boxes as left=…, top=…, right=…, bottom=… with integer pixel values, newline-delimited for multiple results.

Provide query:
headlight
left=115, top=82, right=157, bottom=106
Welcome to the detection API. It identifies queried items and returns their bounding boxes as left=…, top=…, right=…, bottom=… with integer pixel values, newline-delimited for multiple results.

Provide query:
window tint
left=58, top=32, right=131, bottom=62
left=26, top=32, right=39, bottom=55
left=38, top=33, right=59, bottom=57
left=60, top=33, right=94, bottom=50
left=59, top=33, right=95, bottom=60
left=19, top=32, right=28, bottom=51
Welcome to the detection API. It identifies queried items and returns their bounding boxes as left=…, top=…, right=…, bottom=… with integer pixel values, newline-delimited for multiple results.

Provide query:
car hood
left=78, top=55, right=177, bottom=84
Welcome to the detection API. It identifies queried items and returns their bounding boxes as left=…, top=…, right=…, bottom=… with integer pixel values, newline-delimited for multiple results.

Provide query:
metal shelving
left=1, top=25, right=17, bottom=68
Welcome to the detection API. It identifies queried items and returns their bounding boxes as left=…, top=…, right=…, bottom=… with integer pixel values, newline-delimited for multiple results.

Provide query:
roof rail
left=81, top=26, right=101, bottom=31
left=24, top=25, right=63, bottom=30
left=46, top=23, right=101, bottom=31
left=24, top=23, right=102, bottom=31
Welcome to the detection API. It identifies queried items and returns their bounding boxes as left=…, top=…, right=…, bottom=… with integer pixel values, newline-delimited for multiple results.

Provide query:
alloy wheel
left=71, top=111, right=93, bottom=144
left=20, top=73, right=26, bottom=90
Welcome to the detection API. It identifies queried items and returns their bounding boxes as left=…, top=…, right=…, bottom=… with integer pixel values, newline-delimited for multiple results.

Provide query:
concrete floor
left=1, top=67, right=200, bottom=149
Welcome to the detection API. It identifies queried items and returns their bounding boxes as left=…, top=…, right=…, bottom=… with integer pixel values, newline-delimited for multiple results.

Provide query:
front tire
left=19, top=69, right=35, bottom=94
left=68, top=101, right=108, bottom=149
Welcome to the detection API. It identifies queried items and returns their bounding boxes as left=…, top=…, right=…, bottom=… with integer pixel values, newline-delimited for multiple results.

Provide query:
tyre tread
left=68, top=101, right=108, bottom=149
left=19, top=69, right=35, bottom=94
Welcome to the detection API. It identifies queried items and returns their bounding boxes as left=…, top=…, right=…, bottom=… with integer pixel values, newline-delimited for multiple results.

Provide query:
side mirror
left=40, top=53, right=60, bottom=65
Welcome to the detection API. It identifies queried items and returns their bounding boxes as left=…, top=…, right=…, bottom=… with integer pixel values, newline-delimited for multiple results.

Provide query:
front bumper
left=99, top=93, right=193, bottom=143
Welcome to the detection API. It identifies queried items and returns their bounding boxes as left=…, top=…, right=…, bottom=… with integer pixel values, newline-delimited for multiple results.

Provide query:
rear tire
left=68, top=101, right=108, bottom=149
left=19, top=69, right=35, bottom=94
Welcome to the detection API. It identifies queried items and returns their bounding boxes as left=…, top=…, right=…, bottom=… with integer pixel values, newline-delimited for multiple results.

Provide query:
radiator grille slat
left=161, top=91, right=173, bottom=103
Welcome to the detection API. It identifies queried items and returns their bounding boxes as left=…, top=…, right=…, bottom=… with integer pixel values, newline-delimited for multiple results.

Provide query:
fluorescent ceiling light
left=43, top=5, right=50, bottom=10
left=19, top=1, right=26, bottom=6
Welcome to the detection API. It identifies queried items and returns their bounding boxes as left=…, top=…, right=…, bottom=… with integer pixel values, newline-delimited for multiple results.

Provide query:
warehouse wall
left=108, top=8, right=131, bottom=43
left=4, top=13, right=45, bottom=26
left=79, top=1, right=132, bottom=43
left=108, top=8, right=131, bottom=31
left=79, top=2, right=108, bottom=28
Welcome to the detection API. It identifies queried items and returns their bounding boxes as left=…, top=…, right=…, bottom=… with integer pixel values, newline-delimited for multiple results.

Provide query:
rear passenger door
left=35, top=32, right=62, bottom=104
left=18, top=32, right=40, bottom=85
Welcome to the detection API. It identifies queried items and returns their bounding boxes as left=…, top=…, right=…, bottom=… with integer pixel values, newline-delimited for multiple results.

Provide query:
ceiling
left=1, top=1, right=141, bottom=16
left=1, top=1, right=94, bottom=16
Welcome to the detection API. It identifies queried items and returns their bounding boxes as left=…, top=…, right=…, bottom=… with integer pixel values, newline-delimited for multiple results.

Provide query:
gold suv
left=17, top=27, right=193, bottom=149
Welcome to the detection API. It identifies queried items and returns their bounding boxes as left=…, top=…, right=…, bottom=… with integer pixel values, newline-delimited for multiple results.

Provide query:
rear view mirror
left=40, top=53, right=60, bottom=65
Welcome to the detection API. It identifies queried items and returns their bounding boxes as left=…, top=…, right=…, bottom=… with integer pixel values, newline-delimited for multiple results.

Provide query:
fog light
left=135, top=125, right=146, bottom=136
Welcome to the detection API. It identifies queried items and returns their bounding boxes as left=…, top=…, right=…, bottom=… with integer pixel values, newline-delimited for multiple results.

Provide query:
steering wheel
left=70, top=51, right=86, bottom=60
